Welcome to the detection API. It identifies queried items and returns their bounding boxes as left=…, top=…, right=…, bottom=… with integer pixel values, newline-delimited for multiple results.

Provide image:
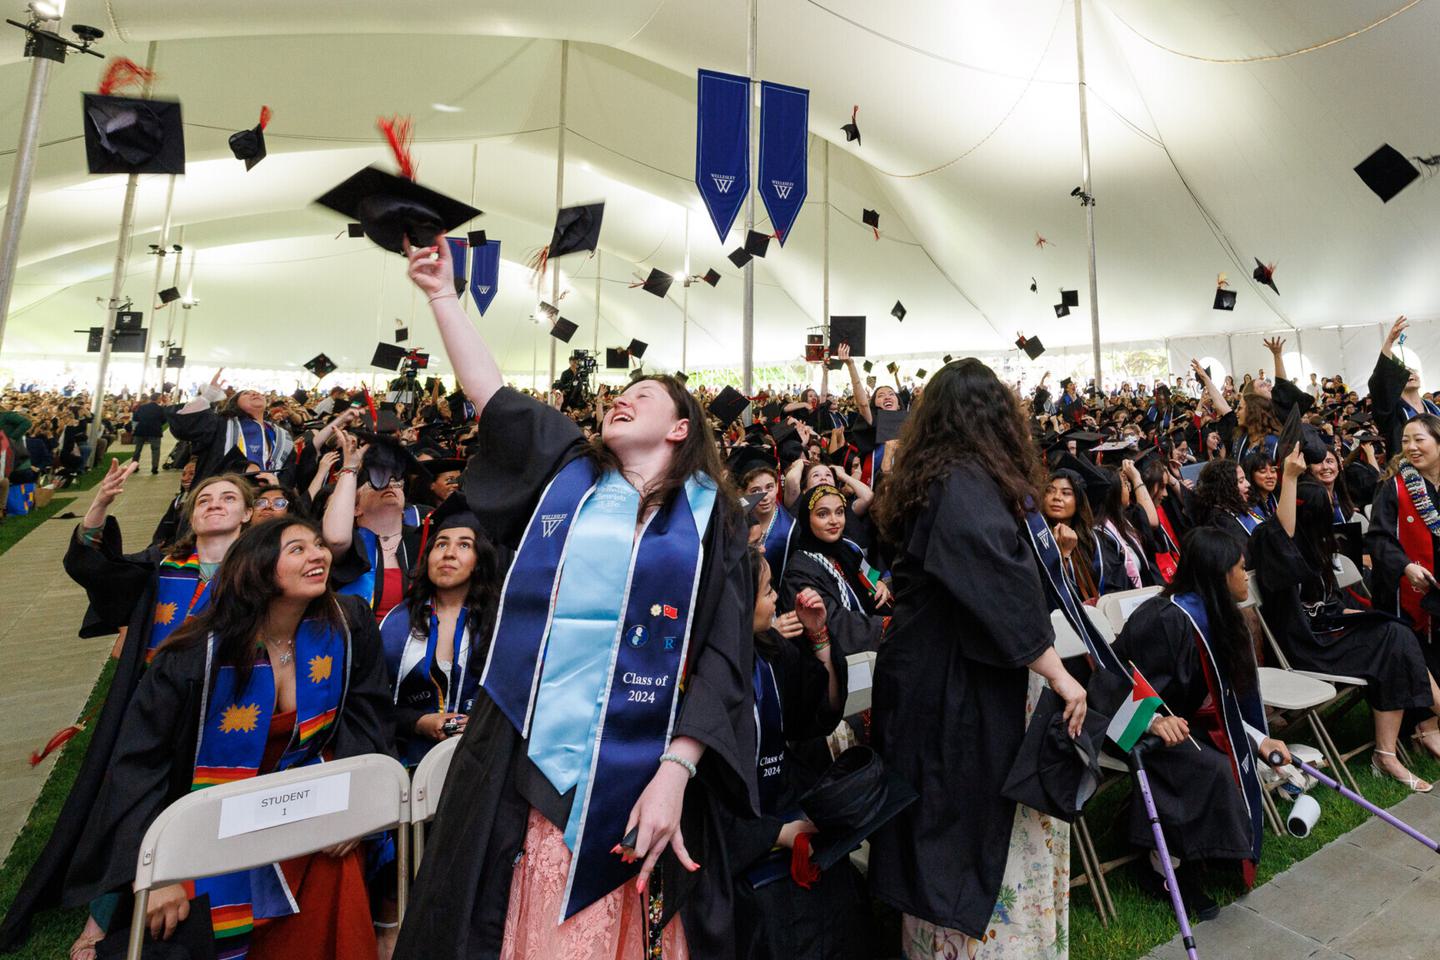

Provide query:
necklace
left=258, top=634, right=295, bottom=665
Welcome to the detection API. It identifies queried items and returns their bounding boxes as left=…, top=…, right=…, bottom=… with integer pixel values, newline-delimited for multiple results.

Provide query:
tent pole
left=1227, top=333, right=1237, bottom=379
left=549, top=39, right=568, bottom=394
left=1073, top=0, right=1102, bottom=393
left=160, top=225, right=185, bottom=384
left=0, top=13, right=62, bottom=358
left=1295, top=328, right=1307, bottom=385
left=178, top=245, right=196, bottom=357
left=822, top=137, right=830, bottom=379
left=136, top=175, right=177, bottom=397
left=87, top=40, right=158, bottom=467
left=593, top=248, right=601, bottom=355
left=741, top=0, right=757, bottom=398
left=682, top=208, right=690, bottom=372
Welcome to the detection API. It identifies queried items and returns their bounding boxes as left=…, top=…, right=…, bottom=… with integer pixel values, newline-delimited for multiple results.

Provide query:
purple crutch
left=1269, top=751, right=1440, bottom=853
left=1132, top=742, right=1200, bottom=960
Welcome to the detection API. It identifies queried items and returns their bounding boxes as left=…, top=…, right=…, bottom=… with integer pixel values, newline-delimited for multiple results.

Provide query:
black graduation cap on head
left=703, top=268, right=721, bottom=287
left=228, top=105, right=271, bottom=171
left=1017, top=335, right=1045, bottom=360
left=315, top=118, right=481, bottom=254
left=890, top=300, right=906, bottom=323
left=353, top=429, right=430, bottom=490
left=727, top=247, right=752, bottom=268
left=304, top=353, right=337, bottom=378
left=1214, top=288, right=1237, bottom=311
left=627, top=338, right=648, bottom=360
left=83, top=59, right=185, bottom=176
left=549, top=202, right=605, bottom=258
left=372, top=342, right=407, bottom=370
left=1252, top=257, right=1279, bottom=295
left=841, top=104, right=861, bottom=145
left=709, top=385, right=749, bottom=427
left=640, top=268, right=673, bottom=298
left=744, top=230, right=771, bottom=258
left=1053, top=452, right=1112, bottom=510
left=157, top=287, right=181, bottom=305
left=1354, top=143, right=1422, bottom=203
left=605, top=347, right=629, bottom=368
left=1060, top=289, right=1079, bottom=308
left=1054, top=303, right=1070, bottom=318
left=829, top=316, right=866, bottom=357
left=799, top=746, right=917, bottom=871
left=549, top=317, right=578, bottom=343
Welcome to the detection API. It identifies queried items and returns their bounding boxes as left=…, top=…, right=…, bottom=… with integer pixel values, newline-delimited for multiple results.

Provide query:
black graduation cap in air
left=394, top=326, right=409, bottom=343
left=536, top=302, right=560, bottom=322
left=1354, top=144, right=1422, bottom=203
left=352, top=430, right=430, bottom=490
left=891, top=301, right=906, bottom=323
left=1029, top=277, right=1038, bottom=293
left=862, top=209, right=880, bottom=236
left=1054, top=303, right=1071, bottom=318
left=703, top=268, right=721, bottom=287
left=862, top=360, right=874, bottom=373
left=915, top=368, right=928, bottom=379
left=627, top=338, right=648, bottom=360
left=1017, top=335, right=1045, bottom=360
left=943, top=354, right=954, bottom=364
left=640, top=268, right=673, bottom=298
left=841, top=105, right=861, bottom=145
left=886, top=361, right=899, bottom=375
left=157, top=287, right=181, bottom=305
left=467, top=229, right=488, bottom=246
left=550, top=202, right=605, bottom=258
left=829, top=316, right=866, bottom=357
left=316, top=147, right=482, bottom=255
left=1214, top=288, right=1237, bottom=311
left=727, top=247, right=753, bottom=269
left=605, top=347, right=629, bottom=369
left=228, top=105, right=271, bottom=171
left=1252, top=258, right=1279, bottom=295
left=1060, top=289, right=1079, bottom=308
left=675, top=371, right=689, bottom=384
left=875, top=409, right=909, bottom=444
left=83, top=94, right=185, bottom=176
left=304, top=353, right=337, bottom=378
left=709, top=386, right=749, bottom=427
left=347, top=223, right=365, bottom=238
left=549, top=317, right=579, bottom=343
left=372, top=342, right=408, bottom=371
left=744, top=230, right=771, bottom=258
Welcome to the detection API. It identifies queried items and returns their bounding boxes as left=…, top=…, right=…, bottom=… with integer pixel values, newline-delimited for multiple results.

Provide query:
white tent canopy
left=2, top=0, right=1438, bottom=385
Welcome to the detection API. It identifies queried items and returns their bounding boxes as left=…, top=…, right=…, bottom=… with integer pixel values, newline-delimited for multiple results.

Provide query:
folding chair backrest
left=1246, top=572, right=1293, bottom=669
left=1084, top=605, right=1116, bottom=644
left=843, top=651, right=878, bottom=716
left=132, top=753, right=409, bottom=894
left=411, top=735, right=460, bottom=825
left=1352, top=511, right=1370, bottom=535
left=1098, top=586, right=1162, bottom=633
left=1050, top=609, right=1090, bottom=659
left=1332, top=554, right=1363, bottom=590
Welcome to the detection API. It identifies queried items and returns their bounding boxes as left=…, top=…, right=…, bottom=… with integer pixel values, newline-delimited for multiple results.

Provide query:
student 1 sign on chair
left=125, top=753, right=411, bottom=960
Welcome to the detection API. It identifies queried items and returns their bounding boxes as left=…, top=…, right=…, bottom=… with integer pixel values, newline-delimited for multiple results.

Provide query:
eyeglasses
left=443, top=476, right=461, bottom=487
left=255, top=497, right=289, bottom=510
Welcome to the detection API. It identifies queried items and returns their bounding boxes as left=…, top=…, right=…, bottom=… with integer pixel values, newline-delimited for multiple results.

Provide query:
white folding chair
left=842, top=651, right=877, bottom=716
left=410, top=736, right=460, bottom=873
left=1097, top=586, right=1163, bottom=635
left=1084, top=605, right=1116, bottom=644
left=1050, top=609, right=1090, bottom=659
left=1333, top=554, right=1363, bottom=589
left=126, top=754, right=410, bottom=960
left=1351, top=511, right=1370, bottom=535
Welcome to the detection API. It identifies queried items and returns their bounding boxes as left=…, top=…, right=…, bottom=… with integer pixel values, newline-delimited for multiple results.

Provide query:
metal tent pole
left=741, top=0, right=757, bottom=396
left=593, top=249, right=601, bottom=355
left=178, top=245, right=196, bottom=356
left=87, top=40, right=158, bottom=466
left=136, top=175, right=176, bottom=396
left=548, top=39, right=568, bottom=393
left=682, top=208, right=690, bottom=372
left=1073, top=0, right=1103, bottom=393
left=822, top=138, right=830, bottom=370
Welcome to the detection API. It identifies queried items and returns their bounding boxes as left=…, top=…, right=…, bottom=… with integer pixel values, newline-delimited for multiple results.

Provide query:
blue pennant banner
left=469, top=240, right=501, bottom=316
left=446, top=237, right=469, bottom=293
left=695, top=69, right=751, bottom=243
left=758, top=81, right=808, bottom=245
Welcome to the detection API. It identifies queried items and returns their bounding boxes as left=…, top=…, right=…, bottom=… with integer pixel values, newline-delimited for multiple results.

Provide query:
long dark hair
left=1309, top=449, right=1355, bottom=520
left=404, top=524, right=500, bottom=636
left=1045, top=471, right=1099, bottom=598
left=1240, top=449, right=1275, bottom=508
left=1238, top=391, right=1283, bottom=445
left=166, top=474, right=255, bottom=559
left=162, top=517, right=345, bottom=696
left=592, top=375, right=736, bottom=520
left=1095, top=464, right=1141, bottom=544
left=874, top=358, right=1044, bottom=545
left=1293, top=479, right=1340, bottom=596
left=1196, top=459, right=1248, bottom=524
left=1162, top=527, right=1255, bottom=694
left=748, top=543, right=780, bottom=660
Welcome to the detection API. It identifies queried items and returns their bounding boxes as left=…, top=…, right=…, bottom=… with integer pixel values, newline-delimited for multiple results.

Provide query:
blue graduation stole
left=1400, top=398, right=1440, bottom=420
left=1235, top=510, right=1262, bottom=535
left=1169, top=592, right=1266, bottom=865
left=1022, top=509, right=1125, bottom=675
left=480, top=457, right=718, bottom=919
left=861, top=443, right=884, bottom=486
left=1146, top=404, right=1172, bottom=431
left=379, top=603, right=477, bottom=767
left=761, top=507, right=795, bottom=582
left=335, top=527, right=379, bottom=608
left=150, top=554, right=213, bottom=657
left=753, top=656, right=785, bottom=814
left=189, top=619, right=349, bottom=955
left=236, top=418, right=277, bottom=470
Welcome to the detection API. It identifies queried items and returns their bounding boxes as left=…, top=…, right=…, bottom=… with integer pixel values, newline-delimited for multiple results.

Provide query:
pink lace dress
left=500, top=809, right=689, bottom=960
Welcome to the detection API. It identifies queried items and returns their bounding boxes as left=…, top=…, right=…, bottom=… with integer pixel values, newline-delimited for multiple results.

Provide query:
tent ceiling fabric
left=1, top=0, right=1438, bottom=377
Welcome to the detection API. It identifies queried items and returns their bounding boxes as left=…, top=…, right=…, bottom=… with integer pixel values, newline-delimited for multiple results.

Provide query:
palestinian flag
left=1106, top=665, right=1163, bottom=752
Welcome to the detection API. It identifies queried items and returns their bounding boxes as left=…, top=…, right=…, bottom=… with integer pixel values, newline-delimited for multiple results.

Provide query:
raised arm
left=834, top=464, right=874, bottom=516
left=322, top=431, right=365, bottom=556
left=1263, top=337, right=1287, bottom=383
left=1191, top=358, right=1231, bottom=417
left=82, top=458, right=140, bottom=533
left=839, top=343, right=871, bottom=424
left=1276, top=442, right=1305, bottom=538
left=177, top=368, right=226, bottom=416
left=406, top=235, right=503, bottom=418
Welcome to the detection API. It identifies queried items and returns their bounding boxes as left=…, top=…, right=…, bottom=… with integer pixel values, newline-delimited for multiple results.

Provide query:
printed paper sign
left=217, top=772, right=351, bottom=839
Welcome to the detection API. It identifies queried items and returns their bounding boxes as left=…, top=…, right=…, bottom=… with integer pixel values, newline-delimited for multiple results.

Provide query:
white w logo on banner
left=771, top=180, right=794, bottom=200
left=711, top=174, right=736, bottom=193
left=475, top=285, right=491, bottom=295
left=541, top=514, right=567, bottom=537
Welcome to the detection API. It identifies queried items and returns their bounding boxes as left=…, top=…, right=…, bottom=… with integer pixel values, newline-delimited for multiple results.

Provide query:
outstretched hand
left=96, top=458, right=140, bottom=508
left=404, top=234, right=456, bottom=301
left=1263, top=336, right=1286, bottom=354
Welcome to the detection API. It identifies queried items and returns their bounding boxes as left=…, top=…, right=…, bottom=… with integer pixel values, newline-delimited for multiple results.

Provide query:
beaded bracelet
left=658, top=753, right=697, bottom=779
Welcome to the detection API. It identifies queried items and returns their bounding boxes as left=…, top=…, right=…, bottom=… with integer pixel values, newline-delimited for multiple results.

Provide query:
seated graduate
left=1250, top=445, right=1439, bottom=791
left=1040, top=464, right=1103, bottom=600
left=1241, top=448, right=1279, bottom=519
left=732, top=447, right=796, bottom=582
left=169, top=369, right=298, bottom=486
left=323, top=430, right=425, bottom=622
left=1195, top=459, right=1260, bottom=551
left=1138, top=454, right=1188, bottom=581
left=1094, top=460, right=1161, bottom=591
left=725, top=547, right=870, bottom=960
left=66, top=517, right=393, bottom=960
left=252, top=480, right=302, bottom=524
left=379, top=496, right=500, bottom=767
left=779, top=484, right=889, bottom=658
left=1307, top=447, right=1356, bottom=524
left=1111, top=527, right=1291, bottom=909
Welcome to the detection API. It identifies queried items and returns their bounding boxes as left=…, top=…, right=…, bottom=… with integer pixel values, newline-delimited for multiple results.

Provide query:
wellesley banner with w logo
left=696, top=69, right=809, bottom=243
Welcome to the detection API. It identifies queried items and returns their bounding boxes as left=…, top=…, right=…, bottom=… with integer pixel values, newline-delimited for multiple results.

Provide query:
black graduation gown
left=1250, top=519, right=1432, bottom=711
left=721, top=637, right=868, bottom=960
left=393, top=387, right=758, bottom=960
left=0, top=522, right=185, bottom=949
left=778, top=550, right=885, bottom=658
left=167, top=405, right=297, bottom=487
left=1366, top=475, right=1440, bottom=675
left=1345, top=459, right=1380, bottom=510
left=1096, top=522, right=1154, bottom=593
left=1111, top=598, right=1254, bottom=862
left=867, top=464, right=1055, bottom=937
left=63, top=594, right=394, bottom=904
left=1368, top=353, right=1412, bottom=459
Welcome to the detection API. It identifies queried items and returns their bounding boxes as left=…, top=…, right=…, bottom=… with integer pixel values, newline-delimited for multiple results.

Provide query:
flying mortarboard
left=875, top=408, right=909, bottom=444
left=467, top=229, right=488, bottom=246
left=605, top=347, right=629, bottom=369
left=891, top=300, right=906, bottom=323
left=829, top=316, right=866, bottom=357
left=1252, top=258, right=1279, bottom=295
left=841, top=105, right=861, bottom=145
left=744, top=230, right=771, bottom=258
left=862, top=360, right=874, bottom=373
left=371, top=342, right=408, bottom=371
left=1053, top=303, right=1070, bottom=318
left=862, top=208, right=880, bottom=239
left=347, top=223, right=365, bottom=238
left=537, top=302, right=560, bottom=321
left=915, top=368, right=927, bottom=379
left=228, top=105, right=271, bottom=170
left=728, top=247, right=752, bottom=268
left=157, top=287, right=181, bottom=305
left=703, top=268, right=721, bottom=286
left=943, top=354, right=954, bottom=364
left=549, top=202, right=605, bottom=258
left=886, top=361, right=899, bottom=375
left=315, top=117, right=481, bottom=254
left=627, top=338, right=648, bottom=360
left=640, top=268, right=673, bottom=298
left=1354, top=143, right=1422, bottom=203
left=1017, top=335, right=1045, bottom=360
left=394, top=325, right=409, bottom=343
left=549, top=317, right=579, bottom=343
left=675, top=371, right=689, bottom=384
left=1213, top=288, right=1237, bottom=311
left=83, top=58, right=185, bottom=176
left=709, top=386, right=749, bottom=427
left=304, top=353, right=337, bottom=378
left=1029, top=277, right=1038, bottom=293
left=1060, top=289, right=1079, bottom=308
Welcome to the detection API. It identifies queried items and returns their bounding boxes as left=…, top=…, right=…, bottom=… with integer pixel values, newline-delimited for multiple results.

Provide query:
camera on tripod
left=571, top=349, right=597, bottom=378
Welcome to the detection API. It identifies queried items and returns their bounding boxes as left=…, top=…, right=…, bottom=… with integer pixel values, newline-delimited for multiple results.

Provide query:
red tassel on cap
left=377, top=115, right=417, bottom=180
left=790, top=832, right=821, bottom=889
left=258, top=105, right=272, bottom=130
left=97, top=57, right=155, bottom=96
left=29, top=724, right=83, bottom=767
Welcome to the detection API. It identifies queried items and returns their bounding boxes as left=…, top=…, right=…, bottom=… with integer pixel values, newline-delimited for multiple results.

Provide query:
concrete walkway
left=1147, top=790, right=1440, bottom=959
left=0, top=448, right=181, bottom=863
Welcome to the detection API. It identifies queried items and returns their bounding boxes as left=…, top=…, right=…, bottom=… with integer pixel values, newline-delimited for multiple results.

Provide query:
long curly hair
left=873, top=358, right=1044, bottom=547
left=1238, top=390, right=1283, bottom=446
left=1195, top=459, right=1248, bottom=525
